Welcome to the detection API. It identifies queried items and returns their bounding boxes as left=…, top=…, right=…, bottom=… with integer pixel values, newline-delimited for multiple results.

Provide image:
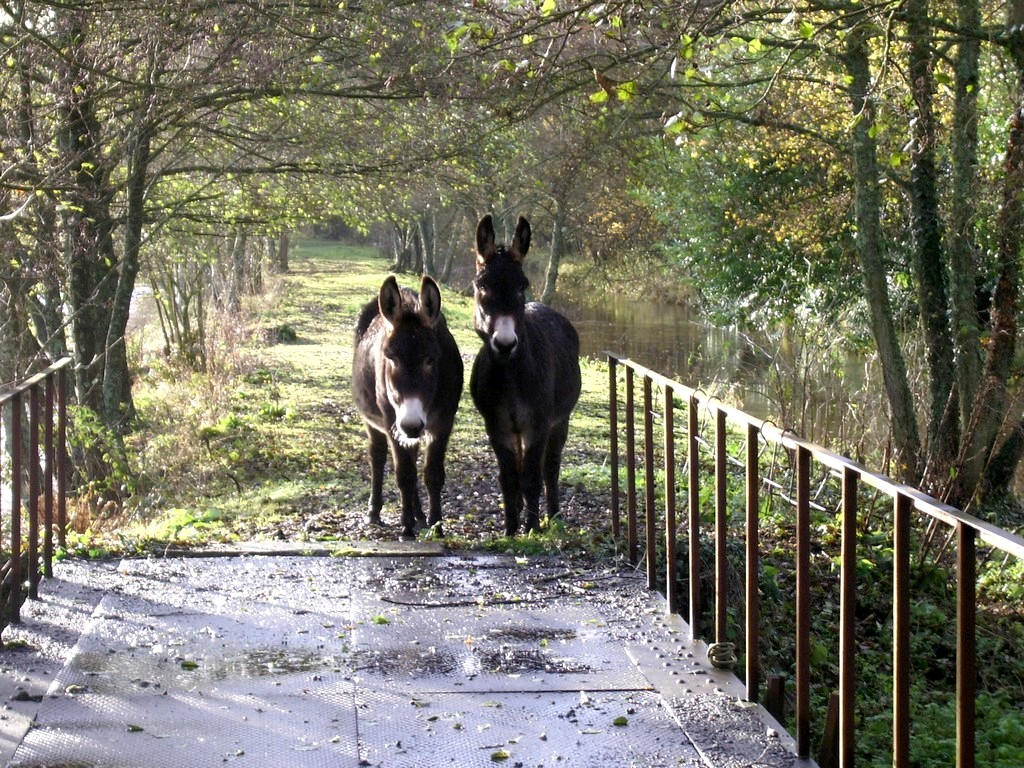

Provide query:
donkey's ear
left=378, top=275, right=403, bottom=327
left=419, top=275, right=441, bottom=328
left=511, top=216, right=531, bottom=261
left=475, top=214, right=496, bottom=268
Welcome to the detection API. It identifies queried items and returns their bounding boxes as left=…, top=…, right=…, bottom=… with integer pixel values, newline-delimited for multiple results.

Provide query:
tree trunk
left=391, top=222, right=413, bottom=272
left=103, top=97, right=153, bottom=433
left=267, top=236, right=278, bottom=269
left=844, top=29, right=922, bottom=482
left=226, top=231, right=247, bottom=314
left=985, top=415, right=1024, bottom=494
left=0, top=263, right=43, bottom=381
left=439, top=211, right=463, bottom=283
left=954, top=78, right=1024, bottom=507
left=950, top=8, right=1024, bottom=507
left=541, top=202, right=567, bottom=303
left=277, top=231, right=290, bottom=273
left=418, top=212, right=436, bottom=277
left=14, top=36, right=68, bottom=363
left=906, top=0, right=957, bottom=485
left=249, top=239, right=263, bottom=295
left=56, top=11, right=119, bottom=423
left=949, top=0, right=983, bottom=438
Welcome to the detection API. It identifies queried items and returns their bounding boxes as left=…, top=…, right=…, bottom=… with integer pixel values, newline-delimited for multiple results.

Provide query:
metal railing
left=0, top=357, right=72, bottom=634
left=606, top=352, right=1024, bottom=768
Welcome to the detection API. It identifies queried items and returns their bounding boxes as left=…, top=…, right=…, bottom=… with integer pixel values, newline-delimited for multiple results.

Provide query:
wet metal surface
left=1, top=553, right=802, bottom=767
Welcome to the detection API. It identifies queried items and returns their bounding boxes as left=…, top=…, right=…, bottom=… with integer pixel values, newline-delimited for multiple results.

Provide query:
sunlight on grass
left=111, top=239, right=615, bottom=556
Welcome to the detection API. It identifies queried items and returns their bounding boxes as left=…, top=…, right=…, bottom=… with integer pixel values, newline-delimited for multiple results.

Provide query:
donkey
left=470, top=214, right=582, bottom=535
left=352, top=274, right=463, bottom=539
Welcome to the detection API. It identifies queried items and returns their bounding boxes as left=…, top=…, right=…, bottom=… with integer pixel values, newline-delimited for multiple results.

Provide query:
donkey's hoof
left=367, top=512, right=383, bottom=527
left=399, top=528, right=417, bottom=541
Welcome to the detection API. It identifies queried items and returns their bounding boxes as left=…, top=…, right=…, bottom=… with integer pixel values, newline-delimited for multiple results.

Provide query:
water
left=557, top=294, right=780, bottom=419
left=555, top=293, right=875, bottom=444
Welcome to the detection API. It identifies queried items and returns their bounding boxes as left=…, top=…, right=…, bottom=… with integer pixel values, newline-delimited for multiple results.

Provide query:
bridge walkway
left=0, top=544, right=805, bottom=767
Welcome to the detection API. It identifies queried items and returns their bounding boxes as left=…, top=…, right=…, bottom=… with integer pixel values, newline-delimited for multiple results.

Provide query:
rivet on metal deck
left=1, top=553, right=803, bottom=767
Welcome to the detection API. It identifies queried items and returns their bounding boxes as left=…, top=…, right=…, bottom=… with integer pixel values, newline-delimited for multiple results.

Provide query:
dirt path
left=222, top=251, right=613, bottom=550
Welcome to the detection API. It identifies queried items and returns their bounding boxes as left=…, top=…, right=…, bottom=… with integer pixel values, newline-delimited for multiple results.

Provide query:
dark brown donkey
left=470, top=214, right=581, bottom=535
left=352, top=275, right=463, bottom=539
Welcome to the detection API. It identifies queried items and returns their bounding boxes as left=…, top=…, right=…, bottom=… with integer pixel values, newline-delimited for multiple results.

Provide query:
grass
left=83, top=239, right=615, bottom=557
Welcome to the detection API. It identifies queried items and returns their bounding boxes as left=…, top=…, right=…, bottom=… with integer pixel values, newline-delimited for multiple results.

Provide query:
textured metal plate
left=6, top=554, right=799, bottom=768
left=351, top=601, right=651, bottom=693
left=356, top=687, right=703, bottom=767
left=16, top=684, right=358, bottom=766
left=10, top=556, right=360, bottom=767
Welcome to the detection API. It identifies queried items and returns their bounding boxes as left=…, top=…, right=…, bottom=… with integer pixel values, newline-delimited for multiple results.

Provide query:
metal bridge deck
left=0, top=547, right=802, bottom=767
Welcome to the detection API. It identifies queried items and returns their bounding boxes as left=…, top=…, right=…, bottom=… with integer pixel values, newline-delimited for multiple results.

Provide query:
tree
left=0, top=0, right=491, bottom=484
left=442, top=0, right=1024, bottom=510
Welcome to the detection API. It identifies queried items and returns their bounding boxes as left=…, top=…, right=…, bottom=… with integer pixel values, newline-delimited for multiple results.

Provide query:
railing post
left=10, top=391, right=23, bottom=624
left=664, top=387, right=679, bottom=614
left=840, top=467, right=858, bottom=768
left=625, top=366, right=638, bottom=566
left=819, top=691, right=841, bottom=768
left=796, top=444, right=811, bottom=759
left=28, top=383, right=40, bottom=600
left=745, top=422, right=760, bottom=703
left=766, top=674, right=787, bottom=724
left=893, top=492, right=912, bottom=768
left=57, top=363, right=68, bottom=547
left=44, top=376, right=55, bottom=578
left=643, top=376, right=657, bottom=591
left=688, top=394, right=701, bottom=641
left=957, top=522, right=976, bottom=768
left=608, top=356, right=620, bottom=541
left=715, top=407, right=728, bottom=643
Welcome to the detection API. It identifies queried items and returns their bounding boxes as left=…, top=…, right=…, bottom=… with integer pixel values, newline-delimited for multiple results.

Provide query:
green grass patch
left=107, top=239, right=615, bottom=554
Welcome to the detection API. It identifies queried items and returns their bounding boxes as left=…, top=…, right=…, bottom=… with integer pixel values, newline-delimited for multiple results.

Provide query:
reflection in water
left=555, top=293, right=874, bottom=444
left=558, top=294, right=777, bottom=418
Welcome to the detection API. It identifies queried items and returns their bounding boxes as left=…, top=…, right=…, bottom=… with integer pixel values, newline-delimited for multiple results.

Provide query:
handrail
left=0, top=357, right=72, bottom=634
left=606, top=351, right=1024, bottom=768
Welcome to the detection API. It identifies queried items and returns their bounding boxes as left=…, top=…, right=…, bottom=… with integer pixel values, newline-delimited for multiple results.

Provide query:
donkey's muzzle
left=400, top=420, right=424, bottom=439
left=489, top=316, right=519, bottom=358
left=492, top=336, right=518, bottom=357
left=395, top=399, right=427, bottom=443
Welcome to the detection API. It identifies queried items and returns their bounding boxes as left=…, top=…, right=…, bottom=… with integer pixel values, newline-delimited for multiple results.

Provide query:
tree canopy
left=2, top=0, right=1024, bottom=512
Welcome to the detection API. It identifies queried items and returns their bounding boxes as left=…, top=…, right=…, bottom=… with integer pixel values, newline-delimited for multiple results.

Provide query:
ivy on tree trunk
left=844, top=28, right=922, bottom=483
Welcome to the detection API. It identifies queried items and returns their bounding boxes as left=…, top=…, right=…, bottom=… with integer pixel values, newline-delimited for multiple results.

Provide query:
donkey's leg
left=543, top=418, right=571, bottom=520
left=366, top=427, right=388, bottom=525
left=423, top=429, right=451, bottom=535
left=391, top=440, right=423, bottom=539
left=490, top=434, right=522, bottom=536
left=520, top=436, right=548, bottom=534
